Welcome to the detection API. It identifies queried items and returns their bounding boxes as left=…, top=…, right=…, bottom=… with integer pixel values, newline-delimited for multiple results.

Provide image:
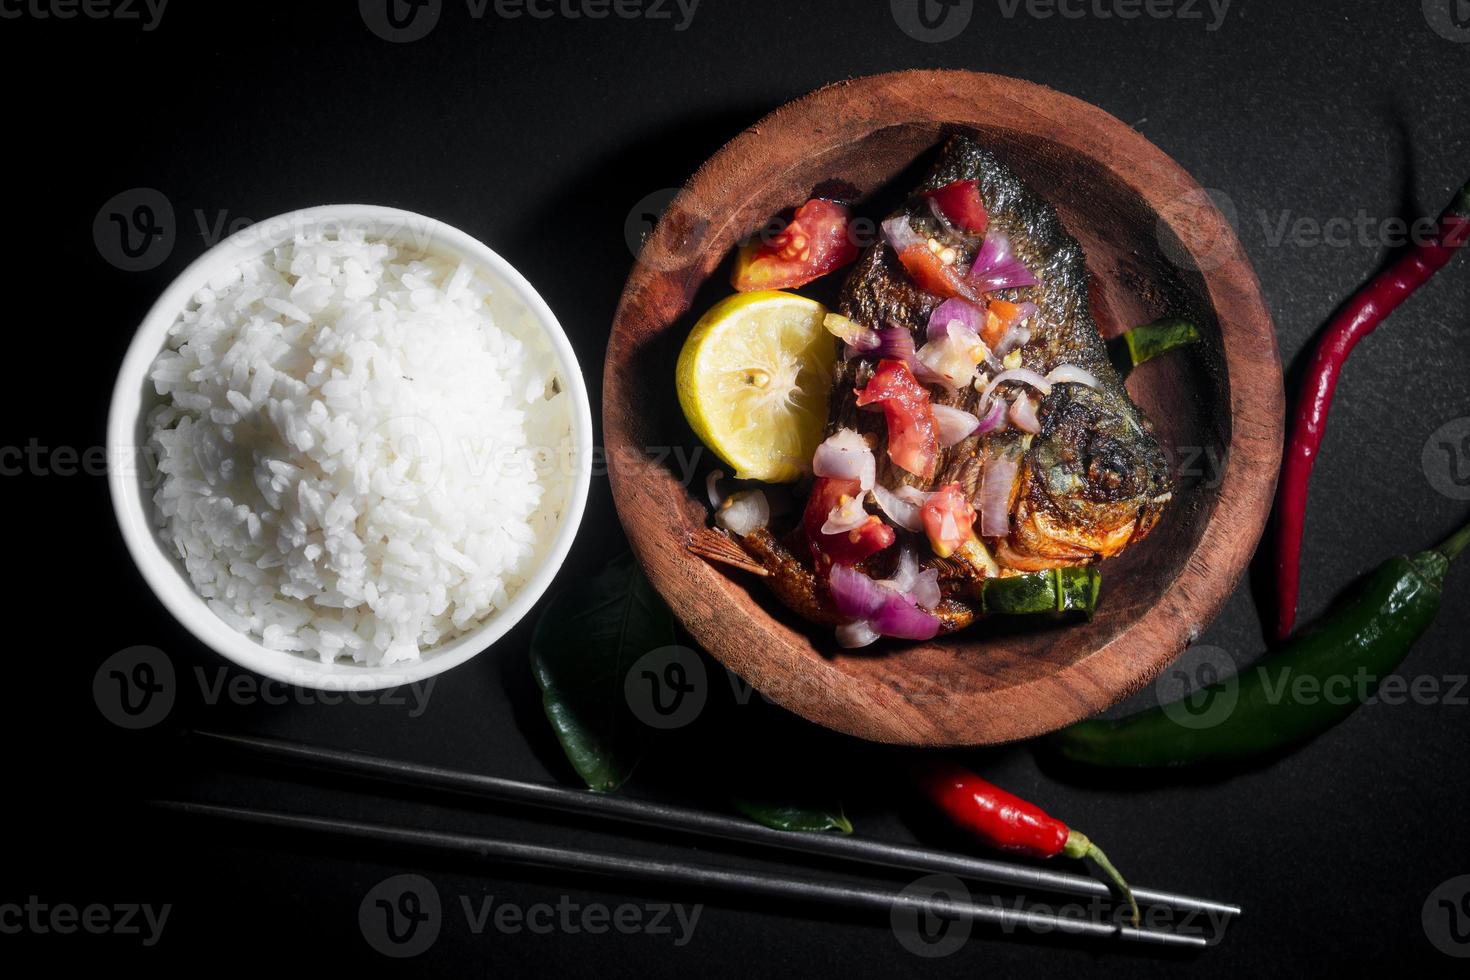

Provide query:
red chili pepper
left=915, top=760, right=1139, bottom=925
left=1273, top=180, right=1470, bottom=641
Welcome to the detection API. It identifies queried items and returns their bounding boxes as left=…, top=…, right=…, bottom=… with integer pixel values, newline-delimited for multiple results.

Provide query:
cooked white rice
left=146, top=230, right=571, bottom=665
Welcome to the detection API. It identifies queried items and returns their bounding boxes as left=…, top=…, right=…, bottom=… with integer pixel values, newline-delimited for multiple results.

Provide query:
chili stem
left=1436, top=516, right=1470, bottom=562
left=1064, top=830, right=1140, bottom=927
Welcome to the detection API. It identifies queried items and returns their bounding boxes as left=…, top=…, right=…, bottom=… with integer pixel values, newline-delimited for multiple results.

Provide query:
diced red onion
left=881, top=215, right=924, bottom=255
left=981, top=367, right=1052, bottom=404
left=829, top=563, right=888, bottom=620
left=926, top=298, right=985, bottom=342
left=829, top=562, right=942, bottom=643
left=878, top=549, right=942, bottom=614
left=1008, top=393, right=1041, bottom=435
left=1045, top=363, right=1100, bottom=388
left=974, top=395, right=1008, bottom=436
left=1012, top=300, right=1039, bottom=323
left=916, top=318, right=988, bottom=390
left=813, top=428, right=875, bottom=491
left=908, top=568, right=942, bottom=611
left=824, top=313, right=880, bottom=354
left=931, top=404, right=980, bottom=447
left=874, top=325, right=917, bottom=365
left=977, top=454, right=1019, bottom=537
left=926, top=197, right=960, bottom=239
left=995, top=323, right=1032, bottom=357
left=821, top=495, right=871, bottom=535
left=836, top=620, right=881, bottom=649
left=993, top=302, right=1038, bottom=355
left=871, top=482, right=924, bottom=532
left=893, top=485, right=934, bottom=508
left=715, top=489, right=769, bottom=536
left=706, top=469, right=725, bottom=509
left=912, top=360, right=951, bottom=389
left=870, top=592, right=942, bottom=641
left=882, top=546, right=919, bottom=592
left=967, top=230, right=1039, bottom=293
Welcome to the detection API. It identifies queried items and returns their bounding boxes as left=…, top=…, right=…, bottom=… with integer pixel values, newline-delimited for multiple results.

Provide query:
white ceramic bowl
left=108, top=205, right=593, bottom=691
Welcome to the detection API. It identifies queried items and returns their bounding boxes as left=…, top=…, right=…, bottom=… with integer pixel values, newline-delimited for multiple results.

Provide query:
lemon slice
left=676, top=291, right=837, bottom=483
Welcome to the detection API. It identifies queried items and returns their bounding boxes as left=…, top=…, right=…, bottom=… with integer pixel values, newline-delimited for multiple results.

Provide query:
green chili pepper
left=1113, top=318, right=1200, bottom=370
left=1049, top=518, right=1470, bottom=768
left=982, top=566, right=1101, bottom=618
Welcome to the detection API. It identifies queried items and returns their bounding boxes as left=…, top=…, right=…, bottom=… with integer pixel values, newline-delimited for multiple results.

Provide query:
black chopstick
left=151, top=800, right=1209, bottom=948
left=189, top=730, right=1239, bottom=920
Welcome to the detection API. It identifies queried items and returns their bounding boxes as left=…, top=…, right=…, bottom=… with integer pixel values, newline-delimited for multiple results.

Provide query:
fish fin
left=687, top=527, right=770, bottom=577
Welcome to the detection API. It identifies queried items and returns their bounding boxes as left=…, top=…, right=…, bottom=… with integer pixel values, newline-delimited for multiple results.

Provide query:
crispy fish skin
left=835, top=135, right=1171, bottom=577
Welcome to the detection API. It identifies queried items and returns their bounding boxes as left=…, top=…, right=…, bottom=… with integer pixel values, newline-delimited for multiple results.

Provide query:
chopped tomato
left=897, top=245, right=983, bottom=303
left=982, top=299, right=1028, bottom=349
left=732, top=198, right=860, bottom=292
left=920, top=483, right=977, bottom=559
left=923, top=180, right=989, bottom=235
left=803, top=476, right=895, bottom=567
left=854, top=359, right=940, bottom=481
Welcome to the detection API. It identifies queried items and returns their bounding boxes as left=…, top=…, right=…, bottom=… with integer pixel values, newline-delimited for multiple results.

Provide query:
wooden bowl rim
left=604, top=69, right=1283, bottom=746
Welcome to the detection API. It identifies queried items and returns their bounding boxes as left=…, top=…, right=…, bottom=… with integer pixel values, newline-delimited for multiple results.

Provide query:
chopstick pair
left=156, top=730, right=1238, bottom=949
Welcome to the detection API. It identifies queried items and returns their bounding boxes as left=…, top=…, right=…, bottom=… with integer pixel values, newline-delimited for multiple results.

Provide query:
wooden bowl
left=604, top=70, right=1282, bottom=746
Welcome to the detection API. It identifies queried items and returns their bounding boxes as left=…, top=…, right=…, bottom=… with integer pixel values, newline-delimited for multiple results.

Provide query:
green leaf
left=530, top=552, right=675, bottom=793
left=732, top=798, right=853, bottom=835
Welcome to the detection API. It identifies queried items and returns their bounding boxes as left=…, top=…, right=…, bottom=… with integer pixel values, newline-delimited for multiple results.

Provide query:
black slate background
left=7, top=0, right=1470, bottom=973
